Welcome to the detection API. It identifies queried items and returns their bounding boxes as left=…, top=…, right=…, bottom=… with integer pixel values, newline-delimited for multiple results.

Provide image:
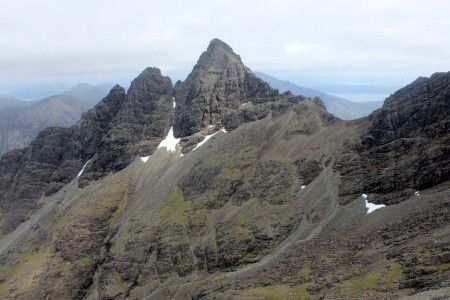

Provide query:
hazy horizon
left=1, top=0, right=449, bottom=93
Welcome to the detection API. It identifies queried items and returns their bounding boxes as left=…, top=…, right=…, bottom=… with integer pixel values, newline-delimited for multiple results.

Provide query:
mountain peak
left=195, top=39, right=243, bottom=71
left=173, top=40, right=277, bottom=138
left=207, top=38, right=234, bottom=53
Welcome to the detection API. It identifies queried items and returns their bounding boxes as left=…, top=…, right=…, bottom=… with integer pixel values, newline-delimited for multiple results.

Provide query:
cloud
left=0, top=0, right=449, bottom=89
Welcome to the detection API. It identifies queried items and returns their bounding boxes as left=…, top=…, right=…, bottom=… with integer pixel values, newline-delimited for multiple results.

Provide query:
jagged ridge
left=0, top=39, right=449, bottom=299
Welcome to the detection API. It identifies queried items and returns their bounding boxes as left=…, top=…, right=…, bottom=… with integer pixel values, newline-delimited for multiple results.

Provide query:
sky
left=1, top=0, right=449, bottom=93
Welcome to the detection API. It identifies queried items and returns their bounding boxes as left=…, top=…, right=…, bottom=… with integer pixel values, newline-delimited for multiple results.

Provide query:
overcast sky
left=1, top=0, right=449, bottom=92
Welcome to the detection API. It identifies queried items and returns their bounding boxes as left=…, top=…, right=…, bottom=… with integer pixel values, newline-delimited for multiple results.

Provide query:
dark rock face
left=0, top=39, right=449, bottom=300
left=173, top=39, right=278, bottom=138
left=80, top=68, right=173, bottom=182
left=0, top=70, right=173, bottom=234
left=338, top=72, right=450, bottom=204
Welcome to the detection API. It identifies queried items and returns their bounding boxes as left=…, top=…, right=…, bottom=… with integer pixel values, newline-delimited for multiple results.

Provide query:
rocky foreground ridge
left=0, top=39, right=448, bottom=299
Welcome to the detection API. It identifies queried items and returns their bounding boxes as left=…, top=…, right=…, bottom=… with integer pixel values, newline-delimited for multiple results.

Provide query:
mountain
left=61, top=83, right=114, bottom=102
left=2, top=82, right=71, bottom=100
left=0, top=97, right=36, bottom=110
left=0, top=39, right=448, bottom=299
left=310, top=84, right=401, bottom=94
left=0, top=95, right=96, bottom=157
left=255, top=71, right=384, bottom=120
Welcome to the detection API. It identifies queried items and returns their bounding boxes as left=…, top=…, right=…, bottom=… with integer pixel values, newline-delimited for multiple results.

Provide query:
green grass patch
left=114, top=271, right=128, bottom=294
left=350, top=270, right=379, bottom=292
left=236, top=208, right=251, bottom=224
left=206, top=152, right=234, bottom=168
left=298, top=266, right=312, bottom=278
left=340, top=261, right=403, bottom=293
left=0, top=250, right=48, bottom=293
left=219, top=167, right=243, bottom=181
left=383, top=262, right=403, bottom=288
left=242, top=283, right=312, bottom=300
left=158, top=187, right=190, bottom=227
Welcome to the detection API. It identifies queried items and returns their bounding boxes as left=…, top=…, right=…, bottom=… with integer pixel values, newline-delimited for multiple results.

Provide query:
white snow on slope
left=364, top=198, right=386, bottom=214
left=140, top=156, right=150, bottom=162
left=157, top=127, right=180, bottom=153
left=415, top=191, right=420, bottom=196
left=301, top=185, right=306, bottom=190
left=77, top=160, right=91, bottom=177
left=192, top=128, right=227, bottom=151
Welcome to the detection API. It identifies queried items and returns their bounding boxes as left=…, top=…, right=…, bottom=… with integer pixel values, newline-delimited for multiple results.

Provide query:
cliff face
left=0, top=69, right=173, bottom=234
left=0, top=40, right=449, bottom=299
left=173, top=39, right=278, bottom=138
left=337, top=72, right=450, bottom=204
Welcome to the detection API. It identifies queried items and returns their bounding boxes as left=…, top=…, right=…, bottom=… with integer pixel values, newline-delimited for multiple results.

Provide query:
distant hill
left=0, top=97, right=36, bottom=110
left=254, top=72, right=384, bottom=120
left=309, top=84, right=400, bottom=94
left=1, top=82, right=113, bottom=102
left=1, top=82, right=71, bottom=101
left=62, top=83, right=114, bottom=102
left=0, top=95, right=95, bottom=157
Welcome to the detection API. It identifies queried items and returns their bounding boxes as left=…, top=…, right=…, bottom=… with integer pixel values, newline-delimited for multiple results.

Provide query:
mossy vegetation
left=337, top=260, right=404, bottom=293
left=158, top=187, right=190, bottom=227
left=219, top=167, right=243, bottom=181
left=0, top=250, right=48, bottom=294
left=298, top=265, right=312, bottom=278
left=114, top=271, right=128, bottom=294
left=242, top=283, right=312, bottom=300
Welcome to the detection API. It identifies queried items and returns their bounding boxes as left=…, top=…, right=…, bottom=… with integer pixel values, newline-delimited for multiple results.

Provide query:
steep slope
left=255, top=71, right=384, bottom=119
left=0, top=68, right=173, bottom=234
left=0, top=95, right=95, bottom=157
left=337, top=72, right=450, bottom=204
left=0, top=40, right=448, bottom=300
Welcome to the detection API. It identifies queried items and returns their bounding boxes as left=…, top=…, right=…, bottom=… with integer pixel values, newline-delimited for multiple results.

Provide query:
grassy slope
left=0, top=100, right=448, bottom=299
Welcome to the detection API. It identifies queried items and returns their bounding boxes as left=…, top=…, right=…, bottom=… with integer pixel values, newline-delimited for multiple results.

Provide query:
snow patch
left=140, top=156, right=150, bottom=162
left=192, top=128, right=227, bottom=151
left=242, top=102, right=249, bottom=106
left=77, top=160, right=90, bottom=177
left=172, top=97, right=176, bottom=109
left=157, top=127, right=180, bottom=153
left=365, top=199, right=385, bottom=214
left=415, top=191, right=420, bottom=196
left=362, top=193, right=368, bottom=199
left=301, top=185, right=306, bottom=190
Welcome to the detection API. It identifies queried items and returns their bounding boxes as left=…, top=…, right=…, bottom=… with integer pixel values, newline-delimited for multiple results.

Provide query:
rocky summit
left=0, top=39, right=449, bottom=300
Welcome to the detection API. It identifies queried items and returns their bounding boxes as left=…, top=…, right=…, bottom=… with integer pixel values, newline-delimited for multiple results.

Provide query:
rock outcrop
left=173, top=39, right=278, bottom=138
left=338, top=71, right=450, bottom=204
left=0, top=39, right=449, bottom=300
left=0, top=69, right=173, bottom=234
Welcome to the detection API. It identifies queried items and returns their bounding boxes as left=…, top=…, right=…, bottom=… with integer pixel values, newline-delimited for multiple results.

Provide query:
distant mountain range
left=0, top=83, right=113, bottom=157
left=0, top=97, right=36, bottom=110
left=255, top=72, right=384, bottom=120
left=0, top=82, right=114, bottom=101
left=0, top=95, right=96, bottom=156
left=62, top=83, right=115, bottom=101
left=0, top=39, right=448, bottom=299
left=309, top=84, right=401, bottom=94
